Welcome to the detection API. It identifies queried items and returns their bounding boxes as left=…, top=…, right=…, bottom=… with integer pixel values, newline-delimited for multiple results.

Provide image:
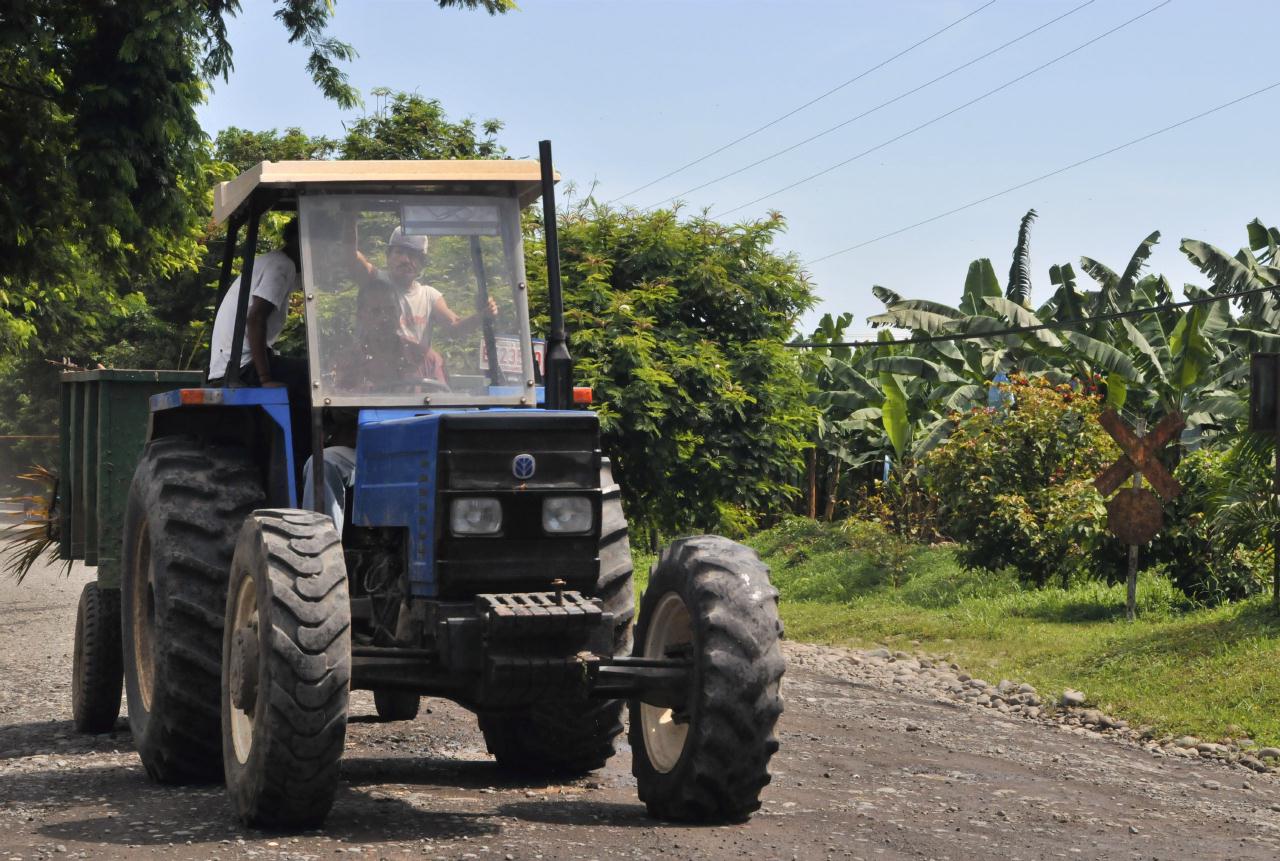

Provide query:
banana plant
left=806, top=216, right=1279, bottom=517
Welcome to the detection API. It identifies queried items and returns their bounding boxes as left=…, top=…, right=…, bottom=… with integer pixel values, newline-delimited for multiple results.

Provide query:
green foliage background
left=525, top=204, right=817, bottom=535
left=0, top=1, right=818, bottom=535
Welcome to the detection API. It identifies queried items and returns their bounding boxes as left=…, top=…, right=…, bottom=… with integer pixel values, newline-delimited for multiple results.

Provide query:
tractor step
left=476, top=590, right=603, bottom=640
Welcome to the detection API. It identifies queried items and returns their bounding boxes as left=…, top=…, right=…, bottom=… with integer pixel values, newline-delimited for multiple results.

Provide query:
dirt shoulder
left=3, top=558, right=1279, bottom=860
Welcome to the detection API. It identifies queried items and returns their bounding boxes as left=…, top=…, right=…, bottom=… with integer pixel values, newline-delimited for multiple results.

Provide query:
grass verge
left=740, top=517, right=1280, bottom=746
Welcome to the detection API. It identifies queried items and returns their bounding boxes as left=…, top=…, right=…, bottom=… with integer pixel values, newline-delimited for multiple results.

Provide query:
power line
left=785, top=281, right=1280, bottom=350
left=804, top=79, right=1280, bottom=266
left=646, top=0, right=1099, bottom=210
left=605, top=1, right=999, bottom=205
left=715, top=0, right=1170, bottom=219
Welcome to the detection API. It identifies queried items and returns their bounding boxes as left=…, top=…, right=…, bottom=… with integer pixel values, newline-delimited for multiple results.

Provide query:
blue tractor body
left=104, top=151, right=782, bottom=829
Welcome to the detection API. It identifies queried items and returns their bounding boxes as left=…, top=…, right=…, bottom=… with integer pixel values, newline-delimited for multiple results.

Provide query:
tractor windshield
left=298, top=193, right=537, bottom=407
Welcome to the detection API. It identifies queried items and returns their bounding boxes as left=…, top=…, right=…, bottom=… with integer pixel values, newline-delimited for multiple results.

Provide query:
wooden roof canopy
left=212, top=159, right=557, bottom=225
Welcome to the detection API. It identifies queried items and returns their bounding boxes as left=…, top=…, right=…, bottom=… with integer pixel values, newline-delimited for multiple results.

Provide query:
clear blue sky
left=196, top=0, right=1280, bottom=336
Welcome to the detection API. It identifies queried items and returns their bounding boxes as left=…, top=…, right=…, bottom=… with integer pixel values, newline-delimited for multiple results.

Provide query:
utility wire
left=646, top=0, right=1099, bottom=210
left=606, top=0, right=999, bottom=205
left=786, top=282, right=1280, bottom=350
left=804, top=79, right=1280, bottom=266
left=714, top=0, right=1170, bottom=219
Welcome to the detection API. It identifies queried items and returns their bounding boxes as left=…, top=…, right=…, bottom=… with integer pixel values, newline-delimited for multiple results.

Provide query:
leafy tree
left=214, top=127, right=339, bottom=167
left=525, top=204, right=817, bottom=536
left=340, top=92, right=506, bottom=160
left=0, top=0, right=512, bottom=354
left=0, top=91, right=506, bottom=465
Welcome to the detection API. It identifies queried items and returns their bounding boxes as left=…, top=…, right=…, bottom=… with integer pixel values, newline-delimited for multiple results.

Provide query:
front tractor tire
left=71, top=582, right=123, bottom=733
left=222, top=510, right=351, bottom=829
left=629, top=536, right=785, bottom=823
left=121, top=438, right=264, bottom=783
left=478, top=459, right=635, bottom=775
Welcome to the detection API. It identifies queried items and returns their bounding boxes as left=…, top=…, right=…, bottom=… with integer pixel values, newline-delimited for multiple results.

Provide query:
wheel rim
left=639, top=592, right=692, bottom=774
left=130, top=523, right=156, bottom=712
left=229, top=572, right=258, bottom=764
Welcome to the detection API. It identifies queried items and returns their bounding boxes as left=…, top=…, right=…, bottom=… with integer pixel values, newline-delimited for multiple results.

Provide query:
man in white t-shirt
left=208, top=219, right=310, bottom=466
left=208, top=219, right=302, bottom=385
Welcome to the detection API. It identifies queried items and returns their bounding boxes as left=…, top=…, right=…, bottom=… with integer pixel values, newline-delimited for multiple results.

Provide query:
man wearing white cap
left=352, top=227, right=497, bottom=381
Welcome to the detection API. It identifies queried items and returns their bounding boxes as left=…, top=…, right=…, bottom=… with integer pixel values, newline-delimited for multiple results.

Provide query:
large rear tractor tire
left=373, top=690, right=420, bottom=722
left=629, top=536, right=785, bottom=823
left=121, top=438, right=264, bottom=783
left=478, top=458, right=634, bottom=775
left=71, top=582, right=123, bottom=733
left=222, top=510, right=351, bottom=829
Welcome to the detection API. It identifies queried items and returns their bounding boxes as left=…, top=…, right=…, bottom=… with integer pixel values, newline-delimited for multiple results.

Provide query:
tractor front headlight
left=542, top=496, right=593, bottom=535
left=450, top=497, right=503, bottom=535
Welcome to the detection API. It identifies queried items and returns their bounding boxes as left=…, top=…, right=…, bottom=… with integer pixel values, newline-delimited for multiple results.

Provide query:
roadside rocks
left=782, top=640, right=1278, bottom=779
left=1061, top=689, right=1087, bottom=708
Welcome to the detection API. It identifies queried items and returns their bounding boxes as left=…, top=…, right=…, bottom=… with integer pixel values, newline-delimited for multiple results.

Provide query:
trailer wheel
left=373, top=690, right=420, bottom=722
left=71, top=582, right=123, bottom=733
left=121, top=438, right=264, bottom=783
left=222, top=510, right=350, bottom=829
left=478, top=459, right=634, bottom=774
left=629, top=536, right=785, bottom=822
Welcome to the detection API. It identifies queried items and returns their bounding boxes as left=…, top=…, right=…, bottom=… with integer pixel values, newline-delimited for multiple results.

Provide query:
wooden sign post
left=1094, top=410, right=1184, bottom=621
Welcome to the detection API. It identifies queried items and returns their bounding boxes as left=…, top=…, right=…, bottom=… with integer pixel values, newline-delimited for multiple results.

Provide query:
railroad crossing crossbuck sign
left=1093, top=410, right=1184, bottom=545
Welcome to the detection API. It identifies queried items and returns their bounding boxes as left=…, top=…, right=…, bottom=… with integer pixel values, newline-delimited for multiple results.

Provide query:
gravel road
left=4, top=554, right=1280, bottom=860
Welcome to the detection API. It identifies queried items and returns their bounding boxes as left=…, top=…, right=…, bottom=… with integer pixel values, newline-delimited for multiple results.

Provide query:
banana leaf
left=943, top=383, right=986, bottom=412
left=871, top=284, right=903, bottom=307
left=1006, top=210, right=1036, bottom=306
left=870, top=355, right=945, bottom=383
left=1061, top=330, right=1137, bottom=380
left=866, top=307, right=956, bottom=333
left=879, top=371, right=910, bottom=460
left=912, top=415, right=954, bottom=459
left=960, top=258, right=1001, bottom=316
left=1105, top=373, right=1127, bottom=410
left=1119, top=316, right=1166, bottom=386
left=1117, top=231, right=1161, bottom=306
left=983, top=296, right=1062, bottom=349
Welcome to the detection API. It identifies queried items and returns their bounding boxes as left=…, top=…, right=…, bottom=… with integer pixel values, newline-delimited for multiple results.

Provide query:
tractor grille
left=435, top=412, right=602, bottom=599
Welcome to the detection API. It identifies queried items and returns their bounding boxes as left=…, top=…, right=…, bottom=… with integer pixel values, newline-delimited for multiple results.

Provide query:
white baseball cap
left=389, top=227, right=428, bottom=256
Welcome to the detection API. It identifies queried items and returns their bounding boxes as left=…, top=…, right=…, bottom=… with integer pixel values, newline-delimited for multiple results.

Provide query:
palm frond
left=0, top=464, right=67, bottom=584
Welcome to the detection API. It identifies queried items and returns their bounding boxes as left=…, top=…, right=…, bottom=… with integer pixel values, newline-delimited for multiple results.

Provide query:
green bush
left=922, top=376, right=1121, bottom=588
left=1147, top=447, right=1270, bottom=604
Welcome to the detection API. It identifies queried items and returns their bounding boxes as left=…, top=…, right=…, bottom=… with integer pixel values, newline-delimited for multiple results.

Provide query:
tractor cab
left=211, top=160, right=543, bottom=409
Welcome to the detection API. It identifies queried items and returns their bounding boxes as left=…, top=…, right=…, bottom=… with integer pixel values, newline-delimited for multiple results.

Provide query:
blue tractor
left=113, top=145, right=784, bottom=827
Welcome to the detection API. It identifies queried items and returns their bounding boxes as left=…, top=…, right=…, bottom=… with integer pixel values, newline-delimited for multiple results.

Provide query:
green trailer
left=58, top=369, right=203, bottom=732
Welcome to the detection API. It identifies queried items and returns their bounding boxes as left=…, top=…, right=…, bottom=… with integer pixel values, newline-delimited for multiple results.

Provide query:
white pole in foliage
left=1127, top=418, right=1146, bottom=623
